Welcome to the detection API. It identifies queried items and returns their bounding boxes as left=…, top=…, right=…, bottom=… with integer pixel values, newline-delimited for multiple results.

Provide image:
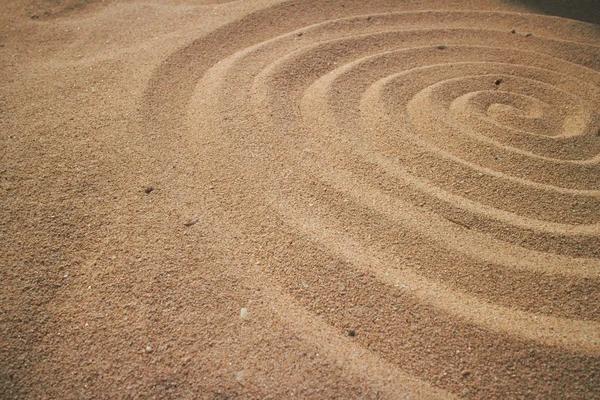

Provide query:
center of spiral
left=485, top=93, right=544, bottom=120
left=488, top=103, right=523, bottom=115
left=450, top=88, right=559, bottom=137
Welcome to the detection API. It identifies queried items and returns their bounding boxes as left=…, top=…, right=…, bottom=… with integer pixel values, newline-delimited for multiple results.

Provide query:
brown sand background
left=1, top=0, right=599, bottom=398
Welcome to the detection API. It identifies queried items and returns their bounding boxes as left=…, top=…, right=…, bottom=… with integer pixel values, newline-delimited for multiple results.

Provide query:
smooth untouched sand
left=1, top=0, right=599, bottom=398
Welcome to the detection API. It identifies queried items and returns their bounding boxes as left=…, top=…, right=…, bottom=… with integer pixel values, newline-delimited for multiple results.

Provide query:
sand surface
left=1, top=0, right=599, bottom=398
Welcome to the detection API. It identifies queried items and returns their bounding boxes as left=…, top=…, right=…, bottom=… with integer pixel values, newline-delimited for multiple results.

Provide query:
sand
left=1, top=0, right=599, bottom=398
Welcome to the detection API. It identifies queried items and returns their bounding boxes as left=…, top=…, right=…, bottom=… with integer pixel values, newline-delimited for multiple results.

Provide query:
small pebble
left=495, top=78, right=503, bottom=86
left=511, top=29, right=516, bottom=34
left=240, top=308, right=248, bottom=319
left=525, top=33, right=532, bottom=37
left=236, top=371, right=245, bottom=382
left=296, top=32, right=303, bottom=37
left=462, top=370, right=471, bottom=377
left=348, top=330, right=356, bottom=337
left=144, top=187, right=154, bottom=194
left=437, top=45, right=447, bottom=50
left=184, top=218, right=198, bottom=227
left=145, top=345, right=153, bottom=354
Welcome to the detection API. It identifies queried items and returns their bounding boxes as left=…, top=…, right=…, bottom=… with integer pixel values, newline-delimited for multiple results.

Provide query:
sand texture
left=1, top=0, right=599, bottom=398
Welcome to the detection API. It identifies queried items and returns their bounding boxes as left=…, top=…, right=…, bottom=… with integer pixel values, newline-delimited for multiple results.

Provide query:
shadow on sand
left=504, top=0, right=599, bottom=25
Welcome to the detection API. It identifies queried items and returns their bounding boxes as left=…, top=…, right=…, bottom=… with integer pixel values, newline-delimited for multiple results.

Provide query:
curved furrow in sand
left=242, top=1, right=600, bottom=347
left=278, top=201, right=600, bottom=355
left=142, top=2, right=600, bottom=398
left=256, top=37, right=600, bottom=229
left=244, top=22, right=600, bottom=317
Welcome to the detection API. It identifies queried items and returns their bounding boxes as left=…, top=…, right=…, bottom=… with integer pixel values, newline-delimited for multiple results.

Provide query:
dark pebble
left=144, top=187, right=154, bottom=194
left=437, top=45, right=447, bottom=50
left=511, top=29, right=516, bottom=34
left=348, top=330, right=356, bottom=337
left=525, top=33, right=532, bottom=37
left=495, top=78, right=503, bottom=86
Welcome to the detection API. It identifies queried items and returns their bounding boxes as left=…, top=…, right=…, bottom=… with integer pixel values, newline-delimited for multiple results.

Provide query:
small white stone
left=240, top=308, right=248, bottom=319
left=236, top=371, right=244, bottom=381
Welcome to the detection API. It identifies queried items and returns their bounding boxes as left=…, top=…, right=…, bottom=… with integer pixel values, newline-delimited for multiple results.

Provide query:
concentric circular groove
left=145, top=2, right=600, bottom=397
left=280, top=202, right=600, bottom=355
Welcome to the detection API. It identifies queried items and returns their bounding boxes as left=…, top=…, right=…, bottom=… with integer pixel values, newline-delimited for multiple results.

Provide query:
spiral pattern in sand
left=145, top=1, right=600, bottom=397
